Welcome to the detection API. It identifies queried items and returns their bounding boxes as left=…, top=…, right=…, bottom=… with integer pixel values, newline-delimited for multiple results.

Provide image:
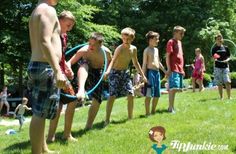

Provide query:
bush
left=230, top=72, right=236, bottom=88
left=203, top=73, right=212, bottom=87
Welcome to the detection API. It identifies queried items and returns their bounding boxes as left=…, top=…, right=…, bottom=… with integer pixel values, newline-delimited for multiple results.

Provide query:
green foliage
left=203, top=73, right=212, bottom=87
left=230, top=72, right=236, bottom=88
left=229, top=57, right=236, bottom=72
left=57, top=2, right=120, bottom=48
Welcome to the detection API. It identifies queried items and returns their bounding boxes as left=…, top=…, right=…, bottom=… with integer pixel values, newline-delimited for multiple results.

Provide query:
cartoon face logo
left=149, top=126, right=168, bottom=154
left=149, top=126, right=166, bottom=143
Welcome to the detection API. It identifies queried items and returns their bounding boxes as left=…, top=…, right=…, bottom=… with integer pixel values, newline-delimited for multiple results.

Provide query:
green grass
left=0, top=89, right=236, bottom=154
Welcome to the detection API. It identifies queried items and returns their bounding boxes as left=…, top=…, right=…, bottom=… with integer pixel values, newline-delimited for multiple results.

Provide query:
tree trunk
left=0, top=63, right=4, bottom=87
left=19, top=62, right=23, bottom=97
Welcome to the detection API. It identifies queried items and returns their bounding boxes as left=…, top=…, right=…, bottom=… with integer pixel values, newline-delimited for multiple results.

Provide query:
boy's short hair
left=145, top=31, right=159, bottom=42
left=121, top=27, right=135, bottom=39
left=215, top=33, right=223, bottom=40
left=58, top=10, right=76, bottom=23
left=22, top=97, right=28, bottom=104
left=173, top=26, right=186, bottom=33
left=89, top=32, right=104, bottom=43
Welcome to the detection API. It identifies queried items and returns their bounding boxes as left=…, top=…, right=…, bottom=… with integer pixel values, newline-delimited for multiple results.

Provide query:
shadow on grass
left=198, top=98, right=219, bottom=102
left=4, top=140, right=31, bottom=153
left=139, top=109, right=170, bottom=118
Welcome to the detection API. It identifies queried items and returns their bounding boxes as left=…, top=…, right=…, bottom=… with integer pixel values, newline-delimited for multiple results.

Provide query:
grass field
left=0, top=89, right=236, bottom=154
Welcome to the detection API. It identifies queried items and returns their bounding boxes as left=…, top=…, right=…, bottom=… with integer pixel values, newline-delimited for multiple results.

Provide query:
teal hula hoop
left=61, top=43, right=108, bottom=99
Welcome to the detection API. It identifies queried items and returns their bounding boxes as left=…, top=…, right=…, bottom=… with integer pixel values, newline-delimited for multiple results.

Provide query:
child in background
left=0, top=86, right=10, bottom=116
left=14, top=97, right=32, bottom=131
left=142, top=31, right=166, bottom=116
left=133, top=70, right=144, bottom=97
left=192, top=48, right=205, bottom=92
left=211, top=34, right=231, bottom=100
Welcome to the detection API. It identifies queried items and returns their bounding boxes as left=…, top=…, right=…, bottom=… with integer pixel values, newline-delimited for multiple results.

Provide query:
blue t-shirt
left=152, top=144, right=167, bottom=154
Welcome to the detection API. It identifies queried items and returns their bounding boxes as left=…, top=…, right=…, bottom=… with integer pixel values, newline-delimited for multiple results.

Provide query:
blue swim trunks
left=27, top=61, right=60, bottom=119
left=109, top=69, right=134, bottom=97
left=168, top=72, right=183, bottom=90
left=144, top=69, right=161, bottom=97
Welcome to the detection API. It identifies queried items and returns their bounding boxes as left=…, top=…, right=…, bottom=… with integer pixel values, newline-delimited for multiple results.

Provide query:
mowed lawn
left=0, top=89, right=236, bottom=154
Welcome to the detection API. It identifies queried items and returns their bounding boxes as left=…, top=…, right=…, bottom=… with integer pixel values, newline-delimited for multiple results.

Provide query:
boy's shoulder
left=79, top=45, right=89, bottom=52
left=101, top=45, right=111, bottom=53
left=130, top=44, right=137, bottom=50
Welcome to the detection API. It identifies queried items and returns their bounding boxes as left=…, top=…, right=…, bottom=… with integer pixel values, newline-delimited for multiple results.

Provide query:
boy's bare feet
left=43, top=147, right=59, bottom=154
left=63, top=135, right=77, bottom=142
left=103, top=120, right=110, bottom=127
left=46, top=136, right=55, bottom=143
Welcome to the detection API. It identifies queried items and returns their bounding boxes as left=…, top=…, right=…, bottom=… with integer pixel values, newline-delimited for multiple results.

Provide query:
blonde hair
left=22, top=97, right=28, bottom=104
left=173, top=26, right=186, bottom=33
left=59, top=10, right=76, bottom=23
left=121, top=27, right=135, bottom=39
left=215, top=33, right=223, bottom=40
left=195, top=48, right=201, bottom=53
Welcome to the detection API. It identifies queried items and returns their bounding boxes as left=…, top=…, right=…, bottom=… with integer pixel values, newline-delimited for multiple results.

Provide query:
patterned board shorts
left=27, top=62, right=60, bottom=120
left=78, top=59, right=103, bottom=103
left=214, top=67, right=231, bottom=85
left=109, top=69, right=134, bottom=97
left=168, top=72, right=183, bottom=90
left=86, top=68, right=103, bottom=103
left=144, top=69, right=161, bottom=97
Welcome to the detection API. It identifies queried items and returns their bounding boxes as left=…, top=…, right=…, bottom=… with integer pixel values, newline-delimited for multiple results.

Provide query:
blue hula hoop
left=61, top=43, right=108, bottom=99
left=210, top=39, right=236, bottom=57
left=65, top=43, right=88, bottom=56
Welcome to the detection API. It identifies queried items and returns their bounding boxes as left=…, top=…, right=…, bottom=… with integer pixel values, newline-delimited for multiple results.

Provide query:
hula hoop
left=210, top=39, right=236, bottom=57
left=61, top=44, right=108, bottom=99
left=65, top=43, right=88, bottom=56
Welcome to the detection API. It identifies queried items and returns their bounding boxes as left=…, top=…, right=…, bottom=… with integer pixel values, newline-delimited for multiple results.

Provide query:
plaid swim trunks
left=27, top=61, right=60, bottom=119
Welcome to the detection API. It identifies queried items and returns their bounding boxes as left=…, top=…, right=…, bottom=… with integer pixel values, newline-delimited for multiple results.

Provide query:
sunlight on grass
left=0, top=89, right=236, bottom=154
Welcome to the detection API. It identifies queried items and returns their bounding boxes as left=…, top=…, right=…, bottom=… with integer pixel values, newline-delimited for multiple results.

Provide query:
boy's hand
left=103, top=71, right=109, bottom=80
left=55, top=70, right=67, bottom=89
left=142, top=76, right=148, bottom=83
left=166, top=70, right=172, bottom=78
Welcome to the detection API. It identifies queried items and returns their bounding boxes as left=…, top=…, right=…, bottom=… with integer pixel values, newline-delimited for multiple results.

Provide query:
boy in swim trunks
left=28, top=0, right=67, bottom=153
left=68, top=32, right=112, bottom=129
left=166, top=26, right=186, bottom=113
left=211, top=34, right=231, bottom=100
left=104, top=27, right=147, bottom=125
left=47, top=10, right=77, bottom=142
left=142, top=31, right=167, bottom=116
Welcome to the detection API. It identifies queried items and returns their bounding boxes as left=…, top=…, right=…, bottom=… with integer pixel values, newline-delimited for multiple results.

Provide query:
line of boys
left=68, top=26, right=186, bottom=128
left=28, top=1, right=232, bottom=154
left=28, top=1, right=187, bottom=153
